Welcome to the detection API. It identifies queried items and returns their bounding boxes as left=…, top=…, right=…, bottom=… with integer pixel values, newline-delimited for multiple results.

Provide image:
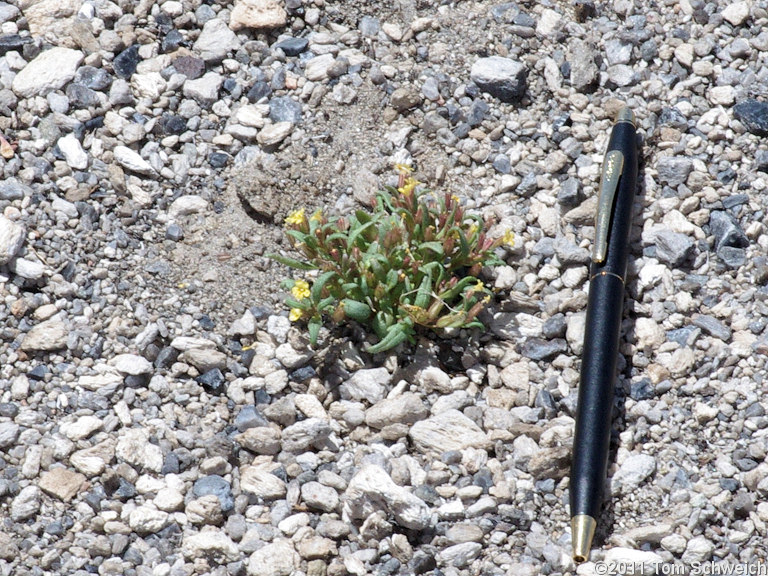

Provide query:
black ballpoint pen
left=570, top=107, right=638, bottom=562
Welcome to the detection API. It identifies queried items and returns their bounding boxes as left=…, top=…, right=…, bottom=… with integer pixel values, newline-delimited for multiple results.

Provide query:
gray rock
left=301, top=481, right=339, bottom=512
left=569, top=38, right=598, bottom=92
left=436, top=542, right=482, bottom=568
left=656, top=156, right=693, bottom=188
left=709, top=210, right=748, bottom=250
left=0, top=215, right=25, bottom=265
left=343, top=464, right=431, bottom=530
left=194, top=18, right=241, bottom=62
left=0, top=179, right=33, bottom=201
left=282, top=418, right=332, bottom=452
left=236, top=427, right=281, bottom=454
left=0, top=421, right=19, bottom=449
left=470, top=56, right=527, bottom=102
left=269, top=96, right=302, bottom=123
left=693, top=315, right=732, bottom=341
left=258, top=122, right=293, bottom=146
left=340, top=367, right=392, bottom=403
left=654, top=229, right=695, bottom=266
left=169, top=195, right=208, bottom=219
left=11, top=486, right=41, bottom=521
left=38, top=468, right=86, bottom=501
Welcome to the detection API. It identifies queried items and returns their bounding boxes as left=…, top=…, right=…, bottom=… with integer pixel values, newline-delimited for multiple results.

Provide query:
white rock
left=660, top=533, right=687, bottom=554
left=229, top=311, right=256, bottom=336
left=154, top=488, right=185, bottom=512
left=436, top=542, right=482, bottom=568
left=301, top=481, right=339, bottom=512
left=116, top=428, right=164, bottom=473
left=365, top=393, right=428, bottom=429
left=612, top=454, right=656, bottom=495
left=282, top=418, right=332, bottom=452
left=409, top=409, right=491, bottom=455
left=536, top=8, right=562, bottom=37
left=59, top=415, right=103, bottom=441
left=109, top=353, right=153, bottom=375
left=11, top=486, right=41, bottom=521
left=294, top=394, right=327, bottom=419
left=234, top=105, right=266, bottom=128
left=168, top=195, right=208, bottom=219
left=182, top=529, right=240, bottom=562
left=183, top=72, right=224, bottom=105
left=305, top=54, right=336, bottom=81
left=0, top=215, right=25, bottom=265
left=257, top=122, right=293, bottom=146
left=709, top=85, right=735, bottom=106
left=633, top=317, right=665, bottom=349
left=21, top=318, right=68, bottom=351
left=57, top=133, right=88, bottom=170
left=682, top=535, right=714, bottom=562
left=128, top=506, right=170, bottom=534
left=131, top=72, right=167, bottom=100
left=340, top=367, right=392, bottom=403
left=12, top=47, right=83, bottom=97
left=343, top=464, right=431, bottom=529
left=722, top=2, right=751, bottom=26
left=114, top=146, right=154, bottom=175
left=603, top=548, right=664, bottom=571
left=230, top=0, right=287, bottom=30
left=71, top=441, right=115, bottom=476
left=194, top=19, right=241, bottom=62
left=0, top=422, right=20, bottom=449
left=240, top=466, right=287, bottom=499
left=247, top=539, right=298, bottom=576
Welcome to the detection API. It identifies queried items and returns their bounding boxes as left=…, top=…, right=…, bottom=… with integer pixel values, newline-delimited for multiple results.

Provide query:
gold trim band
left=571, top=515, right=597, bottom=562
left=589, top=270, right=625, bottom=284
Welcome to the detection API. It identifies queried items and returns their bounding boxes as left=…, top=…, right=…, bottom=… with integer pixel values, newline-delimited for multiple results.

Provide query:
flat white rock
left=12, top=47, right=83, bottom=97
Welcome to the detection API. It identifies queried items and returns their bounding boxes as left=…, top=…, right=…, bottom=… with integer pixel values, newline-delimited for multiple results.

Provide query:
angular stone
left=470, top=56, right=527, bottom=102
left=343, top=464, right=431, bottom=530
left=128, top=506, right=170, bottom=534
left=57, top=133, right=88, bottom=170
left=109, top=353, right=153, bottom=375
left=169, top=195, right=208, bottom=219
left=248, top=539, right=299, bottom=576
left=282, top=418, right=332, bottom=452
left=230, top=0, right=287, bottom=30
left=59, top=415, right=103, bottom=441
left=183, top=72, right=223, bottom=105
left=116, top=428, right=164, bottom=473
left=409, top=409, right=490, bottom=455
left=241, top=466, right=287, bottom=499
left=0, top=215, right=25, bottom=266
left=182, top=529, right=240, bottom=562
left=38, top=468, right=86, bottom=501
left=305, top=54, right=335, bottom=81
left=11, top=486, right=41, bottom=521
left=12, top=47, right=83, bottom=97
left=194, top=18, right=241, bottom=62
left=21, top=318, right=68, bottom=351
left=114, top=146, right=154, bottom=175
left=340, top=367, right=392, bottom=403
left=365, top=393, right=428, bottom=429
left=734, top=99, right=768, bottom=136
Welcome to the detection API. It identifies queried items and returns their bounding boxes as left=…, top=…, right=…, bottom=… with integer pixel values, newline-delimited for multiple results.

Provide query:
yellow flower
left=289, top=308, right=303, bottom=322
left=451, top=194, right=460, bottom=203
left=398, top=177, right=420, bottom=195
left=502, top=230, right=515, bottom=247
left=310, top=209, right=323, bottom=222
left=285, top=208, right=306, bottom=226
left=472, top=280, right=484, bottom=292
left=291, top=279, right=310, bottom=300
left=468, top=223, right=479, bottom=236
left=394, top=163, right=414, bottom=174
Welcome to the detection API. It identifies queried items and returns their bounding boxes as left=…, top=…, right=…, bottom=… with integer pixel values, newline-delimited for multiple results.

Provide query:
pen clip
left=593, top=150, right=624, bottom=264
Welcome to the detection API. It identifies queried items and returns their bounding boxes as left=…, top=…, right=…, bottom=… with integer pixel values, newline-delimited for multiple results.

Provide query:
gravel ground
left=2, top=1, right=768, bottom=575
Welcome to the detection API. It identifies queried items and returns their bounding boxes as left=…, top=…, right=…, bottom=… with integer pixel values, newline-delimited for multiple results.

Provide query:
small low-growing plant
left=269, top=166, right=514, bottom=353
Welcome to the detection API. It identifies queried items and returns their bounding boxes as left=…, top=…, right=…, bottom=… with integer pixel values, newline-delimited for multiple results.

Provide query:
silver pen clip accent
left=593, top=149, right=624, bottom=263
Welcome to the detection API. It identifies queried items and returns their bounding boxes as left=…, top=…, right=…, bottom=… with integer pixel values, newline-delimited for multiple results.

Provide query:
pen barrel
left=570, top=114, right=638, bottom=522
left=600, top=121, right=637, bottom=277
left=570, top=272, right=625, bottom=519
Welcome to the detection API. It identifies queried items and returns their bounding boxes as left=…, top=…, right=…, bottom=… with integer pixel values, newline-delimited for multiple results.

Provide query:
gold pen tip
left=571, top=515, right=597, bottom=563
left=616, top=107, right=636, bottom=126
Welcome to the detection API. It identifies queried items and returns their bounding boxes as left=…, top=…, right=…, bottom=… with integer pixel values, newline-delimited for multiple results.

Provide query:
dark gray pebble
left=274, top=37, right=309, bottom=56
left=193, top=475, right=235, bottom=512
left=114, top=45, right=140, bottom=79
left=734, top=99, right=768, bottom=136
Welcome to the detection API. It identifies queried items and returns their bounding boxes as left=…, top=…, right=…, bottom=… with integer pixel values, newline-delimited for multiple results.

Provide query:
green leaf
left=317, top=296, right=337, bottom=311
left=439, top=276, right=479, bottom=301
left=348, top=221, right=375, bottom=248
left=311, top=271, right=338, bottom=302
left=285, top=297, right=311, bottom=310
left=308, top=316, right=321, bottom=346
left=414, top=275, right=432, bottom=309
left=268, top=253, right=316, bottom=271
left=365, top=325, right=409, bottom=354
left=419, top=241, right=444, bottom=256
left=342, top=299, right=371, bottom=322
